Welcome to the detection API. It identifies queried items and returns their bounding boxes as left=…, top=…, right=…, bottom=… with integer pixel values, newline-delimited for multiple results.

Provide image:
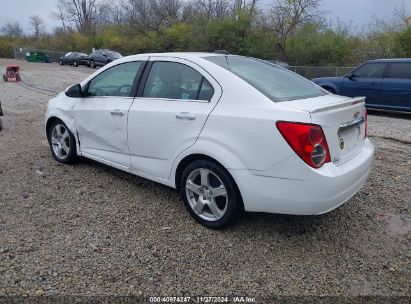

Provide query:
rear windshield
left=205, top=56, right=326, bottom=102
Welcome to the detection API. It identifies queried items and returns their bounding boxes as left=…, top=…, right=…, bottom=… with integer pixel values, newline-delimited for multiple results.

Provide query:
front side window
left=205, top=55, right=326, bottom=102
left=87, top=62, right=142, bottom=97
left=352, top=63, right=386, bottom=78
left=387, top=63, right=411, bottom=79
left=143, top=61, right=214, bottom=101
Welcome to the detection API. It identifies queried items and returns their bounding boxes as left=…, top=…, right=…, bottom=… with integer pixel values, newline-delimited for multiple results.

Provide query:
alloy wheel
left=51, top=124, right=71, bottom=160
left=185, top=168, right=228, bottom=222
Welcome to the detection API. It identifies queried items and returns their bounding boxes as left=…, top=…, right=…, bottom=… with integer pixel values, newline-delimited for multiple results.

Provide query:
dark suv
left=88, top=50, right=122, bottom=68
left=312, top=59, right=411, bottom=112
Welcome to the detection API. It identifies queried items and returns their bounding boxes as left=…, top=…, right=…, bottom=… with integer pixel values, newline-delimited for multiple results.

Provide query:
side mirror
left=348, top=73, right=356, bottom=80
left=66, top=84, right=84, bottom=98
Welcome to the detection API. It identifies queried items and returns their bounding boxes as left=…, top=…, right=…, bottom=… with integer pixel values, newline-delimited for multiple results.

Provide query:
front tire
left=90, top=60, right=96, bottom=69
left=180, top=160, right=242, bottom=229
left=73, top=61, right=78, bottom=67
left=48, top=120, right=77, bottom=164
left=59, top=60, right=63, bottom=66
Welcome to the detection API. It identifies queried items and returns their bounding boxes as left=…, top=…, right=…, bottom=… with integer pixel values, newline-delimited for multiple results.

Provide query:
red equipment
left=3, top=65, right=21, bottom=82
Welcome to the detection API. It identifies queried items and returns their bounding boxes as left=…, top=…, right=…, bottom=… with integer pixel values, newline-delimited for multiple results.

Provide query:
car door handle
left=110, top=110, right=124, bottom=116
left=176, top=112, right=196, bottom=121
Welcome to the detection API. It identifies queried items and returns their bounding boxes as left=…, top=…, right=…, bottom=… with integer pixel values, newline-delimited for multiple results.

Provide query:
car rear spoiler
left=310, top=97, right=366, bottom=113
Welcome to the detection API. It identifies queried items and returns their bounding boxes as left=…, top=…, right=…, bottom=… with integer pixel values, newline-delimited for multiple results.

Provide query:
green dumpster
left=25, top=51, right=47, bottom=63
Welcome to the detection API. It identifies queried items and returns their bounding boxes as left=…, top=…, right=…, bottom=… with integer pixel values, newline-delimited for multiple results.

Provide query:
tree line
left=1, top=0, right=411, bottom=66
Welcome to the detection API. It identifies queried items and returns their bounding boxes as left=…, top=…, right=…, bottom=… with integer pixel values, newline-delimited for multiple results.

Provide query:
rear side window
left=143, top=61, right=214, bottom=101
left=387, top=63, right=411, bottom=79
left=205, top=55, right=325, bottom=102
left=198, top=79, right=214, bottom=101
left=352, top=63, right=386, bottom=78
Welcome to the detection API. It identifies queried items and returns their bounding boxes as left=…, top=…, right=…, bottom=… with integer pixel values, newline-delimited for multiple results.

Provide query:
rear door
left=128, top=57, right=222, bottom=180
left=341, top=62, right=386, bottom=106
left=380, top=62, right=411, bottom=111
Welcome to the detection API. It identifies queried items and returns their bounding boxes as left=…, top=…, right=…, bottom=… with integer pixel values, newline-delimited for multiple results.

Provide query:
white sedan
left=45, top=52, right=374, bottom=228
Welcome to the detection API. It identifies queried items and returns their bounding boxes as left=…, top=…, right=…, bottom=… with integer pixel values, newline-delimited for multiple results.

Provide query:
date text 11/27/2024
left=149, top=296, right=256, bottom=303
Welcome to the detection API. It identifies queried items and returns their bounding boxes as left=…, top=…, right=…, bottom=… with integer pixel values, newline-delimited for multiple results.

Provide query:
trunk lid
left=281, top=94, right=367, bottom=165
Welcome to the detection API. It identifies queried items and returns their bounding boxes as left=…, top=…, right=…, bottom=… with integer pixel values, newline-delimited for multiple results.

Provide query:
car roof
left=368, top=58, right=411, bottom=63
left=123, top=52, right=226, bottom=61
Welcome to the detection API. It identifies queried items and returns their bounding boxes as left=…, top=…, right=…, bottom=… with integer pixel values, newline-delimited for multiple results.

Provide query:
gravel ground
left=0, top=59, right=410, bottom=302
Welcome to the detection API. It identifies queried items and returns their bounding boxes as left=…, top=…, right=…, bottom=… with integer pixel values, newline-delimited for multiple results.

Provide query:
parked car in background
left=45, top=53, right=374, bottom=228
left=59, top=52, right=89, bottom=67
left=312, top=59, right=411, bottom=112
left=88, top=50, right=122, bottom=68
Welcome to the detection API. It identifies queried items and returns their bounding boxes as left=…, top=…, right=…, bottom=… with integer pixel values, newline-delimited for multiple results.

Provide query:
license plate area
left=337, top=117, right=364, bottom=155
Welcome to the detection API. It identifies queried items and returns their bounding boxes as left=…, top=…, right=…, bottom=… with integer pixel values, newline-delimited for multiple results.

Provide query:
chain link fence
left=288, top=66, right=355, bottom=79
left=11, top=47, right=354, bottom=80
left=13, top=46, right=66, bottom=63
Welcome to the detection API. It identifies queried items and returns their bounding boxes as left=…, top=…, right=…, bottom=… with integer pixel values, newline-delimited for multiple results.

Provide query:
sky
left=0, top=0, right=410, bottom=34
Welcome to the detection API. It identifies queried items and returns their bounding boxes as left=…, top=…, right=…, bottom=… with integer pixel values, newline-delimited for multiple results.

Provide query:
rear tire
left=48, top=120, right=77, bottom=164
left=3, top=74, right=7, bottom=82
left=90, top=60, right=96, bottom=69
left=0, top=118, right=3, bottom=131
left=180, top=160, right=242, bottom=229
left=59, top=60, right=64, bottom=66
left=73, top=61, right=78, bottom=67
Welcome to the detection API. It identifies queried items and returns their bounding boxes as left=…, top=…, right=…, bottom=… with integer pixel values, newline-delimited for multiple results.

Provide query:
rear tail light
left=364, top=109, right=368, bottom=139
left=276, top=122, right=331, bottom=168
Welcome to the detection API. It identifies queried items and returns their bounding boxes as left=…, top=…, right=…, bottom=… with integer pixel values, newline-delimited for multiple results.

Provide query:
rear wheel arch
left=175, top=153, right=244, bottom=210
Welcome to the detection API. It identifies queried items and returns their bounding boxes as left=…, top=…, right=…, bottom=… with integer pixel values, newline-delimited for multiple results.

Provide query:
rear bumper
left=229, top=139, right=374, bottom=215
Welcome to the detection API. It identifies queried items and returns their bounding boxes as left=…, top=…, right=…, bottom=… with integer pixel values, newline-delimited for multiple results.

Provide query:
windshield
left=205, top=56, right=326, bottom=102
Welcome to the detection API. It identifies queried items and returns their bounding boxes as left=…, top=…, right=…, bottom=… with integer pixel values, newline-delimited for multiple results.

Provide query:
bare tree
left=0, top=22, right=24, bottom=37
left=29, top=15, right=45, bottom=39
left=56, top=0, right=101, bottom=34
left=99, top=0, right=127, bottom=25
left=268, top=0, right=323, bottom=60
left=394, top=0, right=411, bottom=28
left=193, top=0, right=233, bottom=20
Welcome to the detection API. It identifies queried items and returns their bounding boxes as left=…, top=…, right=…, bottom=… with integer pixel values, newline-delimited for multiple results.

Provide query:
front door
left=74, top=60, right=146, bottom=168
left=128, top=57, right=221, bottom=180
left=341, top=62, right=386, bottom=106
